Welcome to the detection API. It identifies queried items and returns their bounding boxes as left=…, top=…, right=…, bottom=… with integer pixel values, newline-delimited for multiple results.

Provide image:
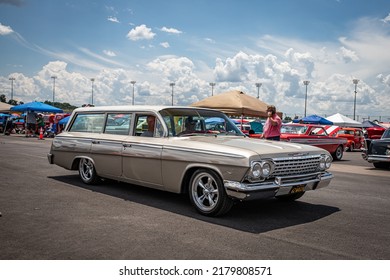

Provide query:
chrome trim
left=366, top=155, right=390, bottom=163
left=163, top=146, right=246, bottom=159
left=224, top=172, right=333, bottom=200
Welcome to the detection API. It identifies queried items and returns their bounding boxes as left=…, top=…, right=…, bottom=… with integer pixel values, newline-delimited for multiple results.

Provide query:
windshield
left=281, top=125, right=308, bottom=134
left=382, top=129, right=390, bottom=139
left=159, top=108, right=244, bottom=137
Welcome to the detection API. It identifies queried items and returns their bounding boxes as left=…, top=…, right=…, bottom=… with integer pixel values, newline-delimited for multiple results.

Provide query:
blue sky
left=1, top=0, right=390, bottom=120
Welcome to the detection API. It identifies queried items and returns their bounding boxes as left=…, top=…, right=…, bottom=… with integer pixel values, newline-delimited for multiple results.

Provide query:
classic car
left=329, top=127, right=365, bottom=152
left=362, top=128, right=390, bottom=169
left=280, top=124, right=347, bottom=160
left=48, top=106, right=334, bottom=216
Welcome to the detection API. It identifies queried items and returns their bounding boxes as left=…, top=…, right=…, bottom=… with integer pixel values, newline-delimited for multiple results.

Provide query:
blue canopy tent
left=361, top=120, right=383, bottom=128
left=293, top=114, right=333, bottom=125
left=10, top=101, right=63, bottom=113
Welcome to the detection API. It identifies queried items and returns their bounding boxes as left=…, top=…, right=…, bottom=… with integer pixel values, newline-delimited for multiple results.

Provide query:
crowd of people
left=1, top=112, right=68, bottom=137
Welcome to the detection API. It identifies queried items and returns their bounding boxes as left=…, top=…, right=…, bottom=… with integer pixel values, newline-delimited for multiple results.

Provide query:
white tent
left=326, top=113, right=362, bottom=127
left=0, top=102, right=12, bottom=113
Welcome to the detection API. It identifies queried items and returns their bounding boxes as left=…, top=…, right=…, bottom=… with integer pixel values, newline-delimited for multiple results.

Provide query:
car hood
left=171, top=135, right=329, bottom=159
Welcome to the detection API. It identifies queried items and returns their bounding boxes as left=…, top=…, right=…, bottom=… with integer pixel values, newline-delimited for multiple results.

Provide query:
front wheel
left=188, top=169, right=233, bottom=216
left=332, top=145, right=344, bottom=160
left=78, top=158, right=99, bottom=184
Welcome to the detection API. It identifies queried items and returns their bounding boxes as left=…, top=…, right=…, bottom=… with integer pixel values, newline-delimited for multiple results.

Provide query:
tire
left=78, top=158, right=99, bottom=184
left=188, top=169, right=233, bottom=216
left=373, top=162, right=390, bottom=169
left=276, top=192, right=305, bottom=201
left=332, top=145, right=344, bottom=160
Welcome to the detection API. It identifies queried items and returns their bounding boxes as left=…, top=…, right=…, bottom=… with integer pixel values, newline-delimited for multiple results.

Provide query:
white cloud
left=160, top=42, right=170, bottom=48
left=126, top=24, right=156, bottom=41
left=103, top=50, right=116, bottom=57
left=107, top=16, right=119, bottom=23
left=160, top=27, right=182, bottom=34
left=381, top=13, right=390, bottom=23
left=338, top=46, right=359, bottom=63
left=0, top=22, right=13, bottom=35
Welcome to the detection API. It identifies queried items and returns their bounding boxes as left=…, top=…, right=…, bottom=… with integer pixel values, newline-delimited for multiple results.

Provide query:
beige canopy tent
left=0, top=102, right=12, bottom=113
left=191, top=90, right=269, bottom=117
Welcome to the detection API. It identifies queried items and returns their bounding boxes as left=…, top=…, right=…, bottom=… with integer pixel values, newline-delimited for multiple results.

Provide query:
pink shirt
left=263, top=114, right=282, bottom=138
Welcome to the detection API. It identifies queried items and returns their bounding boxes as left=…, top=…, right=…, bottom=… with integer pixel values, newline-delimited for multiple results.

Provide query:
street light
left=169, top=82, right=175, bottom=106
left=303, top=80, right=310, bottom=117
left=90, top=78, right=95, bottom=105
left=255, top=82, right=262, bottom=99
left=130, top=81, right=136, bottom=105
left=9, top=77, right=15, bottom=101
left=209, top=82, right=216, bottom=96
left=353, top=79, right=359, bottom=120
left=51, top=76, right=57, bottom=103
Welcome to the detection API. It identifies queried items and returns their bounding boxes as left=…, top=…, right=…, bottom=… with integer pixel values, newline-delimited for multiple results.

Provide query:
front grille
left=272, top=155, right=321, bottom=177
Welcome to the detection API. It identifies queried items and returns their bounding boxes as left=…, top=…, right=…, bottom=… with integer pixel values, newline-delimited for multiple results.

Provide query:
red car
left=280, top=124, right=347, bottom=160
left=329, top=127, right=365, bottom=152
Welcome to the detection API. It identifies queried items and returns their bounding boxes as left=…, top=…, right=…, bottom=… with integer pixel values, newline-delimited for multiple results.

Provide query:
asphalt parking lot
left=0, top=134, right=389, bottom=260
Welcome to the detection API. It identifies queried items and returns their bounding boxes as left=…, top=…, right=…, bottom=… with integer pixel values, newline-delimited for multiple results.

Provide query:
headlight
left=319, top=154, right=332, bottom=170
left=247, top=160, right=274, bottom=182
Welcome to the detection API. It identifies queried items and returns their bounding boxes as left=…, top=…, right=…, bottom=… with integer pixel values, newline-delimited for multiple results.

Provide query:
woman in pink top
left=261, top=105, right=282, bottom=141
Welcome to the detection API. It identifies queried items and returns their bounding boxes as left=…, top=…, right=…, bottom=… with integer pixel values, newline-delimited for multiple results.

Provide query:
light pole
left=51, top=76, right=57, bottom=103
left=131, top=81, right=136, bottom=105
left=209, top=82, right=216, bottom=96
left=169, top=82, right=175, bottom=106
left=9, top=77, right=15, bottom=101
left=90, top=78, right=95, bottom=105
left=255, top=82, right=262, bottom=99
left=353, top=79, right=359, bottom=120
left=303, top=80, right=310, bottom=117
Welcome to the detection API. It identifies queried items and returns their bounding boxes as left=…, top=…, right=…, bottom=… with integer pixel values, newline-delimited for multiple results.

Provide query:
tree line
left=1, top=94, right=78, bottom=112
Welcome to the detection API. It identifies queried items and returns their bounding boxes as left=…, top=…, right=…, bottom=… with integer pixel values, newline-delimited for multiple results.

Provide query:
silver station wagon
left=48, top=105, right=334, bottom=216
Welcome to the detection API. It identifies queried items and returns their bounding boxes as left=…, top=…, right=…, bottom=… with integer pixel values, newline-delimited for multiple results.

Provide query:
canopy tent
left=293, top=114, right=333, bottom=125
left=361, top=120, right=384, bottom=128
left=191, top=90, right=269, bottom=117
left=0, top=102, right=12, bottom=113
left=325, top=113, right=362, bottom=127
left=10, top=101, right=63, bottom=113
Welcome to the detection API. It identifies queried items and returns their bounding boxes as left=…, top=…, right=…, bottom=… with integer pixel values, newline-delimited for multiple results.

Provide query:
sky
left=1, top=0, right=390, bottom=120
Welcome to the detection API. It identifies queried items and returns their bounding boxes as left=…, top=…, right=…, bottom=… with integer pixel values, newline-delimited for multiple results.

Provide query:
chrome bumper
left=366, top=155, right=390, bottom=163
left=47, top=153, right=54, bottom=164
left=224, top=172, right=333, bottom=200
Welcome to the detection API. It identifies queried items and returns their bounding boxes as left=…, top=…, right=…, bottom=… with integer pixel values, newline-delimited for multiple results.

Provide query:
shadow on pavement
left=49, top=174, right=340, bottom=234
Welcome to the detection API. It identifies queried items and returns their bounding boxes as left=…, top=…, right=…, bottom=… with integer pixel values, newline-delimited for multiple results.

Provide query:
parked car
left=280, top=123, right=347, bottom=160
left=331, top=127, right=365, bottom=152
left=362, top=128, right=390, bottom=169
left=48, top=106, right=334, bottom=216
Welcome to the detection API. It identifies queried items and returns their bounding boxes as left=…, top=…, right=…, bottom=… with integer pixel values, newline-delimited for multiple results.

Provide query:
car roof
left=73, top=105, right=217, bottom=114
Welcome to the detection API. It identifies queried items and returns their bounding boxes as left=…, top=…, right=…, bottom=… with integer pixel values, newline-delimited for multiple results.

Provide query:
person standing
left=26, top=111, right=36, bottom=137
left=261, top=105, right=282, bottom=141
left=36, top=114, right=45, bottom=136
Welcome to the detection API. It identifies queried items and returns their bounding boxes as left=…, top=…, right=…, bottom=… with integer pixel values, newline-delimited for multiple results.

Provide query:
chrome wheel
left=333, top=145, right=344, bottom=161
left=79, top=158, right=99, bottom=184
left=189, top=169, right=233, bottom=216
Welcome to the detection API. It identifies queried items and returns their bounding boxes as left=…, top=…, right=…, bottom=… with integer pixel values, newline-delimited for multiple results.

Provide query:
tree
left=0, top=94, right=6, bottom=103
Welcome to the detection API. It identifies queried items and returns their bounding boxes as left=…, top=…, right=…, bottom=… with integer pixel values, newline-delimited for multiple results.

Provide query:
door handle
left=123, top=143, right=132, bottom=148
left=92, top=140, right=100, bottom=144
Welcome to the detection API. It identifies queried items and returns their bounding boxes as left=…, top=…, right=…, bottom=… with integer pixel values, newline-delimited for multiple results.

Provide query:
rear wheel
left=332, top=145, right=344, bottom=160
left=79, top=158, right=99, bottom=184
left=188, top=169, right=233, bottom=216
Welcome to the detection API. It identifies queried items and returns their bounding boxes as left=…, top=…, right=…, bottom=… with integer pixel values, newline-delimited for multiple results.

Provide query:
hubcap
left=191, top=172, right=219, bottom=212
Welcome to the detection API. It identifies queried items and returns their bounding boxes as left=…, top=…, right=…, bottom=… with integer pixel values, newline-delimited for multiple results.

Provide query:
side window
left=69, top=114, right=104, bottom=133
left=134, top=115, right=163, bottom=137
left=104, top=113, right=131, bottom=135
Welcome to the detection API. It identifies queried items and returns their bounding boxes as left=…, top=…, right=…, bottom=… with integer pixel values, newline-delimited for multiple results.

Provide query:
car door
left=121, top=114, right=164, bottom=189
left=89, top=113, right=132, bottom=179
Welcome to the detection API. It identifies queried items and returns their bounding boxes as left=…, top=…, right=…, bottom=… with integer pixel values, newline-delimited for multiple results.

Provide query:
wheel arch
left=180, top=164, right=224, bottom=194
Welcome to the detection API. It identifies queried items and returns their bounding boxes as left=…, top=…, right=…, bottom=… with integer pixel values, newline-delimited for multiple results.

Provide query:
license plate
left=290, top=184, right=306, bottom=194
